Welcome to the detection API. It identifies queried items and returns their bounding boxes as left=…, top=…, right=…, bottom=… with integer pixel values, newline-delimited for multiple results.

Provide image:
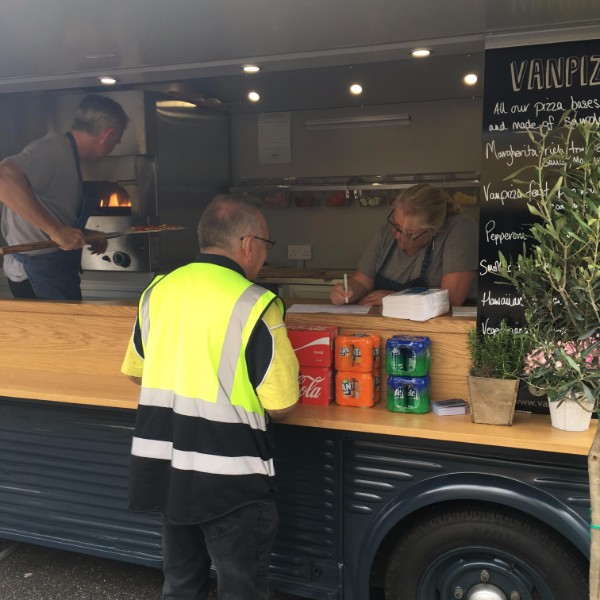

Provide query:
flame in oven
left=99, top=193, right=132, bottom=208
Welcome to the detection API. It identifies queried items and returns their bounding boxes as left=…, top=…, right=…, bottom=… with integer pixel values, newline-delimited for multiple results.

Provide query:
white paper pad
left=382, top=287, right=449, bottom=321
left=287, top=304, right=371, bottom=314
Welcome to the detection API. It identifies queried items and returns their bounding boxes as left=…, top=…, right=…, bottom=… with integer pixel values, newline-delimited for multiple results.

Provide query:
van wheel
left=384, top=506, right=587, bottom=600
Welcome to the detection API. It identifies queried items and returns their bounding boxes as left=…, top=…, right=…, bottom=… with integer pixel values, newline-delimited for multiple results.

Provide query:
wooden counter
left=0, top=299, right=139, bottom=410
left=0, top=298, right=595, bottom=456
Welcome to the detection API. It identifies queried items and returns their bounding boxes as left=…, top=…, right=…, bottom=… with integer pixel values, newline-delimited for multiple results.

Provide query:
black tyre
left=384, top=506, right=588, bottom=600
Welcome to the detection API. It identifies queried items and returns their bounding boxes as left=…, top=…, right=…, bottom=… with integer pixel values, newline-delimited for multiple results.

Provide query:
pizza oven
left=81, top=155, right=158, bottom=272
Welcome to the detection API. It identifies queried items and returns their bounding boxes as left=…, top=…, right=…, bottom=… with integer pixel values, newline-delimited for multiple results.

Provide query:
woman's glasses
left=386, top=210, right=428, bottom=242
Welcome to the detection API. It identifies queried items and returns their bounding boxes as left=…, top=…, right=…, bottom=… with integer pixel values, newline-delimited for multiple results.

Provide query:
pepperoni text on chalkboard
left=484, top=220, right=527, bottom=246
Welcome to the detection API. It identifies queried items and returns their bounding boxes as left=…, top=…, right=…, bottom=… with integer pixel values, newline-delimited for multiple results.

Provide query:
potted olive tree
left=467, top=321, right=532, bottom=426
left=498, top=115, right=600, bottom=431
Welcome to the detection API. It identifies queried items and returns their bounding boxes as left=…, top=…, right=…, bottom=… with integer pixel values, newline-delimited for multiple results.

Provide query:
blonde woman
left=331, top=184, right=478, bottom=307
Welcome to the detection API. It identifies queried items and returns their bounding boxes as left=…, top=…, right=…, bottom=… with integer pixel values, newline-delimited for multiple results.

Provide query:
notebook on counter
left=451, top=305, right=477, bottom=318
left=431, top=398, right=469, bottom=416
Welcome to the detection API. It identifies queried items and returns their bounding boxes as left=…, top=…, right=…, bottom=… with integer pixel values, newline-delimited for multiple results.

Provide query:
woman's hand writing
left=358, top=290, right=394, bottom=306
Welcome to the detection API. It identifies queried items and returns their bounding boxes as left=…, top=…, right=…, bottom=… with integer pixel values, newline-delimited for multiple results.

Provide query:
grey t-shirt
left=2, top=132, right=80, bottom=280
left=357, top=213, right=479, bottom=293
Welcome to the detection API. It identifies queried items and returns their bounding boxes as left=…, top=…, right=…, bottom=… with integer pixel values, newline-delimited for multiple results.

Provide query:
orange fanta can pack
left=335, top=371, right=380, bottom=407
left=334, top=333, right=380, bottom=372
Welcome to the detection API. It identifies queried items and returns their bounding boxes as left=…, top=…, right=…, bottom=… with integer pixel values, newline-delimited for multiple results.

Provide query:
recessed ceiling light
left=349, top=83, right=363, bottom=95
left=98, top=76, right=117, bottom=85
left=242, top=64, right=261, bottom=74
left=411, top=49, right=431, bottom=58
left=156, top=100, right=197, bottom=108
left=463, top=73, right=478, bottom=86
left=248, top=91, right=260, bottom=102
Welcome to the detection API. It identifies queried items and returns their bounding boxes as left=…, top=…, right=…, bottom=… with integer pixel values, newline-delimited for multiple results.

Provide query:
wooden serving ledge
left=0, top=298, right=595, bottom=456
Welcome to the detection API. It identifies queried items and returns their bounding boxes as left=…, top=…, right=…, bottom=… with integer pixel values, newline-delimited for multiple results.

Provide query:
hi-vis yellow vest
left=137, top=262, right=281, bottom=417
left=129, top=260, right=285, bottom=521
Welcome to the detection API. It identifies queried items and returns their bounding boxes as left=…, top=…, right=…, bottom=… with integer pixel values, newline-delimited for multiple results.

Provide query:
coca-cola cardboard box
left=299, top=366, right=334, bottom=405
left=287, top=325, right=338, bottom=367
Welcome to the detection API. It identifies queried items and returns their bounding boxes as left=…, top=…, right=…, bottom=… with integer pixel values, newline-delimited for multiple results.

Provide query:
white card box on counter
left=381, top=287, right=450, bottom=321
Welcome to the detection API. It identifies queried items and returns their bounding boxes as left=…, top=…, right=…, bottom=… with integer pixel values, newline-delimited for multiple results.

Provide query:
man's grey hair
left=71, top=95, right=129, bottom=137
left=198, top=195, right=264, bottom=253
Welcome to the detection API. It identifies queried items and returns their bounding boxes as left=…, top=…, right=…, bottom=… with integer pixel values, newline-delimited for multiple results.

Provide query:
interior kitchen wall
left=229, top=97, right=483, bottom=269
left=0, top=94, right=51, bottom=159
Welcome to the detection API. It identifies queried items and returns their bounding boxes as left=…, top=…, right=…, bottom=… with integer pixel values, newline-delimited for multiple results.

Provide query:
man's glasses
left=386, top=210, right=428, bottom=242
left=240, top=235, right=276, bottom=250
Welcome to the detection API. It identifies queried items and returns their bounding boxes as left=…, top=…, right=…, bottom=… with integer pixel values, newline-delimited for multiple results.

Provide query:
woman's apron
left=373, top=238, right=435, bottom=292
left=13, top=132, right=95, bottom=300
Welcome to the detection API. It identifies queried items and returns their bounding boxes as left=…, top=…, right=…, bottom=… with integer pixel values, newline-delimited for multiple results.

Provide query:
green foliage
left=497, top=113, right=600, bottom=405
left=467, top=321, right=533, bottom=379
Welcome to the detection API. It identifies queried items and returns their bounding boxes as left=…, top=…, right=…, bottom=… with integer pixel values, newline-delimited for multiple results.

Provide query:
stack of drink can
left=385, top=335, right=431, bottom=413
left=334, top=334, right=381, bottom=407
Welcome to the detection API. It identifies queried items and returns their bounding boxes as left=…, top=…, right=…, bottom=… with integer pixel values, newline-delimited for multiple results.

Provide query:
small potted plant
left=498, top=114, right=600, bottom=430
left=467, top=321, right=532, bottom=426
left=522, top=338, right=600, bottom=430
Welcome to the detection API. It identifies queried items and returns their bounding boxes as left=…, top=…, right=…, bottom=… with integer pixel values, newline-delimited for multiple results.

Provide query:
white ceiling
left=0, top=0, right=599, bottom=111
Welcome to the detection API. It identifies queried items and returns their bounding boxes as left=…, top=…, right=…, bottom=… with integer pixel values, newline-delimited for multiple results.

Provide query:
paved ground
left=0, top=539, right=303, bottom=600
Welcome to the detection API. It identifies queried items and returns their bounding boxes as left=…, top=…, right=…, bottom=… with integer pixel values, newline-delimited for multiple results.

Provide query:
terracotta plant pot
left=467, top=375, right=519, bottom=426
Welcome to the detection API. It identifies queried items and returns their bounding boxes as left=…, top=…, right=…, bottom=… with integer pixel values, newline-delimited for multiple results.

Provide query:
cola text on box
left=299, top=366, right=334, bottom=405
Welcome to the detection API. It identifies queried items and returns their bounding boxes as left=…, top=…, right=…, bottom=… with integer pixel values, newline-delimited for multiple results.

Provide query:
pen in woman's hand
left=343, top=273, right=349, bottom=304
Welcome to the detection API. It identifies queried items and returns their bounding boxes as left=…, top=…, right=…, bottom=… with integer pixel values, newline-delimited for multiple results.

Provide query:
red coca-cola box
left=299, top=366, right=334, bottom=405
left=287, top=325, right=338, bottom=367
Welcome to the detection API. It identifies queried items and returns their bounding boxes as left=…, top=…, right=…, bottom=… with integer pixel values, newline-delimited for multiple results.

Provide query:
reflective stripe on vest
left=137, top=387, right=267, bottom=431
left=131, top=437, right=275, bottom=477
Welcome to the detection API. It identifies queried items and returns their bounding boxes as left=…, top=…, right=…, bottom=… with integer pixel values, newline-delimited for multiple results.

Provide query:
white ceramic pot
left=548, top=395, right=594, bottom=431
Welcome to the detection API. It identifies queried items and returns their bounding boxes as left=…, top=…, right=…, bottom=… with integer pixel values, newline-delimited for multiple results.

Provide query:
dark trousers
left=162, top=500, right=278, bottom=600
left=7, top=278, right=38, bottom=299
left=12, top=249, right=82, bottom=300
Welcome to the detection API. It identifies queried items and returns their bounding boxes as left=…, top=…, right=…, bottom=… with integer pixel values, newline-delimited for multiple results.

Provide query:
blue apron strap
left=65, top=131, right=93, bottom=229
left=374, top=238, right=435, bottom=292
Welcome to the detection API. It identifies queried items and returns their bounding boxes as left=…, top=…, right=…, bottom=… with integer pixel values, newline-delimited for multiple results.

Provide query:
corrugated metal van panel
left=271, top=425, right=343, bottom=595
left=0, top=400, right=345, bottom=598
left=0, top=398, right=162, bottom=566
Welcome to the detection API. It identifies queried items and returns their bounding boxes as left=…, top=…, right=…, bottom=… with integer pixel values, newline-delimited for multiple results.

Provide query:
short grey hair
left=71, top=95, right=129, bottom=137
left=198, top=194, right=264, bottom=253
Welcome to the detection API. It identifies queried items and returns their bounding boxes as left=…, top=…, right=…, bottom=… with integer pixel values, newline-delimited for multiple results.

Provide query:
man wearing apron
left=330, top=184, right=478, bottom=307
left=0, top=94, right=128, bottom=300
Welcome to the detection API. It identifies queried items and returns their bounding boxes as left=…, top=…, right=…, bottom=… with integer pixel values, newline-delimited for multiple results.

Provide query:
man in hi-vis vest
left=122, top=194, right=299, bottom=599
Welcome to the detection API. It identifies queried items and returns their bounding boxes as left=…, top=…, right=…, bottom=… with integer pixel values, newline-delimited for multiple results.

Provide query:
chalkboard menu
left=480, top=38, right=600, bottom=411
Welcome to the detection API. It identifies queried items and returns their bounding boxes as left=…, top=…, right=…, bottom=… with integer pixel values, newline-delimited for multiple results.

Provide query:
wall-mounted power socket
left=287, top=244, right=312, bottom=260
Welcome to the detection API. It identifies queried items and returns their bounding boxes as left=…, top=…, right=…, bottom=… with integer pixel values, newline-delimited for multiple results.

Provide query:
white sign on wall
left=258, top=112, right=291, bottom=163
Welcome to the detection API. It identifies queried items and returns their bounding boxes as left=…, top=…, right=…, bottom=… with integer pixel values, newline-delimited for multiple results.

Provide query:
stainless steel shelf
left=230, top=172, right=480, bottom=194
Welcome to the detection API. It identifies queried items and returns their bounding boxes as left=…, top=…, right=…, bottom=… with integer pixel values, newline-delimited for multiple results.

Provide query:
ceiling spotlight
left=463, top=73, right=478, bottom=86
left=156, top=100, right=197, bottom=108
left=248, top=91, right=261, bottom=102
left=98, top=76, right=117, bottom=85
left=242, top=64, right=261, bottom=74
left=411, top=49, right=431, bottom=58
left=349, top=83, right=363, bottom=95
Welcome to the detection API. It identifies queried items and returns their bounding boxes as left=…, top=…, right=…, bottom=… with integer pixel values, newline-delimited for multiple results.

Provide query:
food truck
left=0, top=4, right=599, bottom=600
left=0, top=299, right=594, bottom=600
